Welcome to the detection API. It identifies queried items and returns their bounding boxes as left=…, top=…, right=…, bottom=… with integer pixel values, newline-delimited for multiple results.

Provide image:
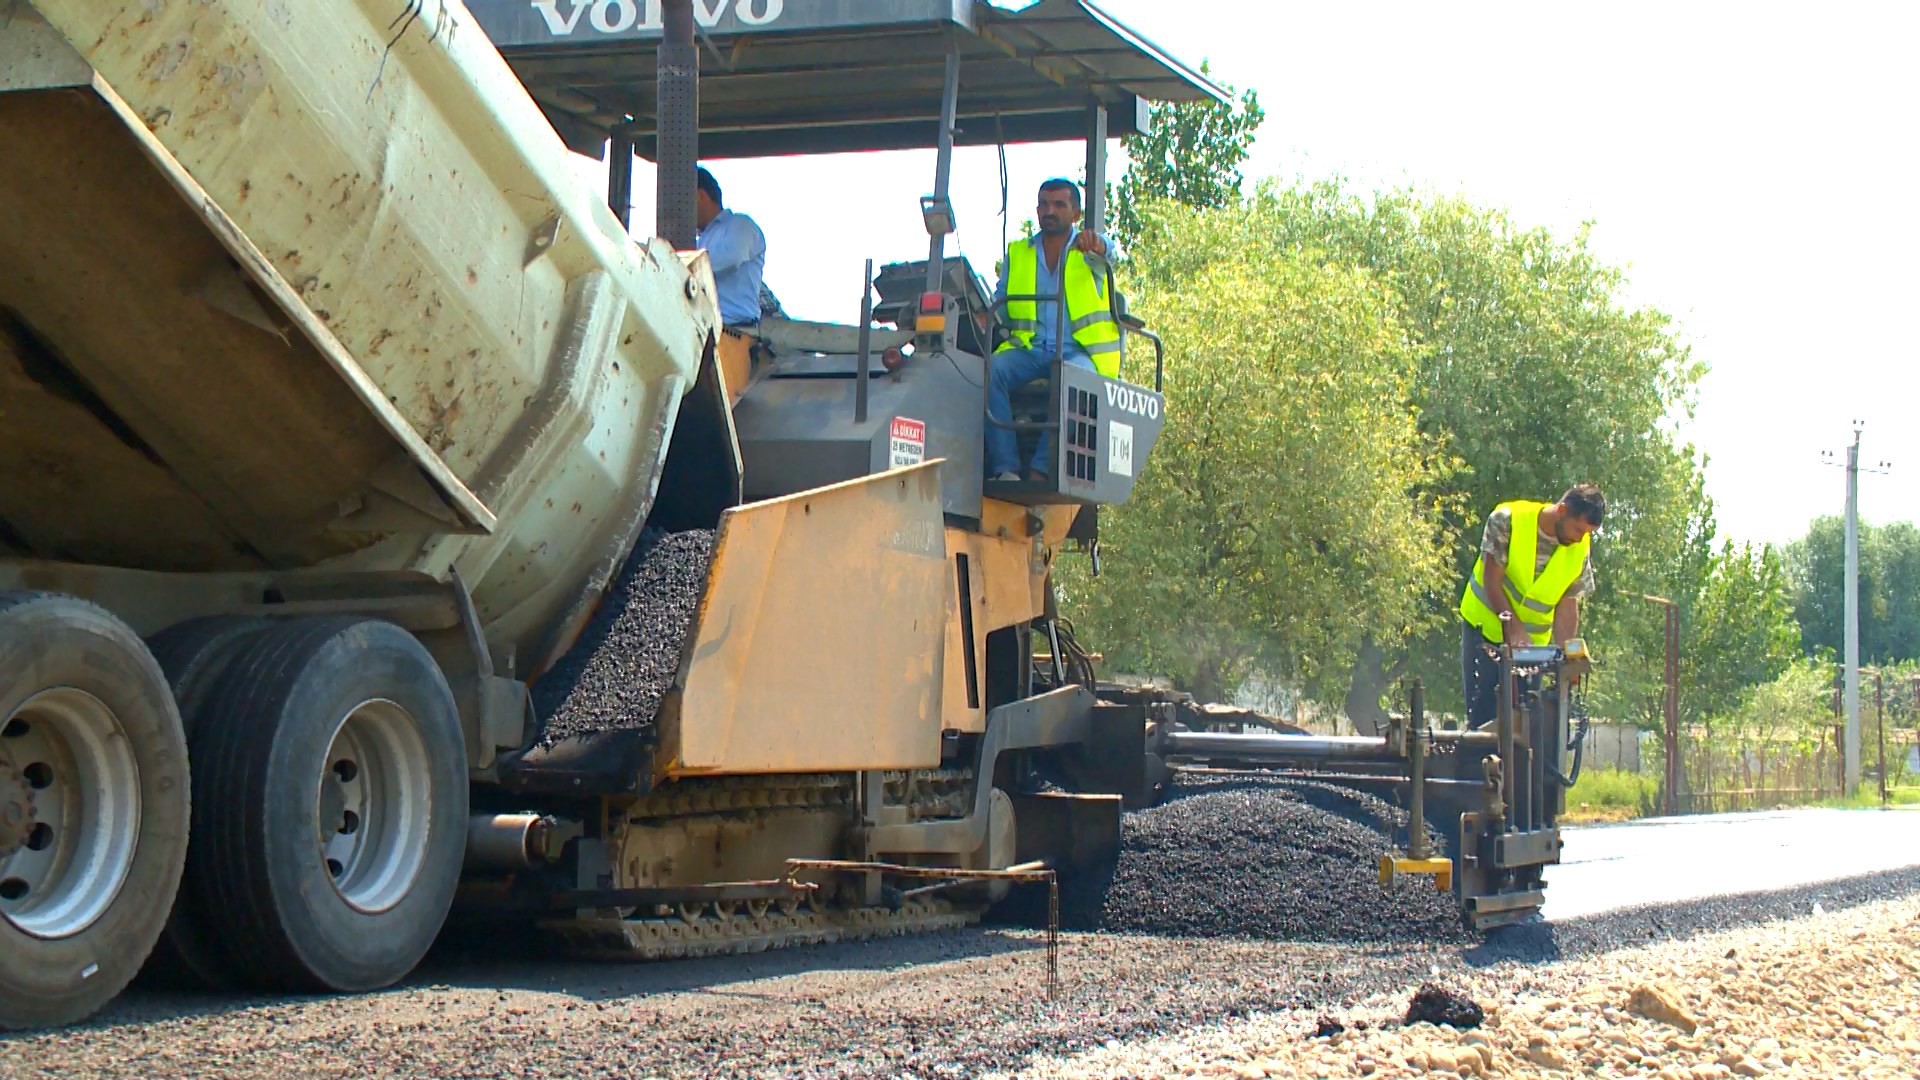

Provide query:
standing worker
left=1457, top=483, right=1605, bottom=727
left=694, top=166, right=768, bottom=328
left=986, top=178, right=1120, bottom=482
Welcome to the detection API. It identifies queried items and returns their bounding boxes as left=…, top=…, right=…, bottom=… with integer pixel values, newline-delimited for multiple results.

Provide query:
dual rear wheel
left=0, top=594, right=469, bottom=1030
left=180, top=616, right=467, bottom=993
left=0, top=594, right=187, bottom=1031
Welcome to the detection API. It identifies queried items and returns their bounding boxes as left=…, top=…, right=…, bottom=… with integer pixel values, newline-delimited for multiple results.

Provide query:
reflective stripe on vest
left=998, top=237, right=1123, bottom=378
left=1457, top=500, right=1590, bottom=644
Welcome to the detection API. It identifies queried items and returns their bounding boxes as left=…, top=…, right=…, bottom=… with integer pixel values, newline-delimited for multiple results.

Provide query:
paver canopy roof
left=465, top=0, right=1228, bottom=158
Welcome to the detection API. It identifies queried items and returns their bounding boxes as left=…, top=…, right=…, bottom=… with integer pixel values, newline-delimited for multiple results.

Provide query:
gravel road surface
left=6, top=808, right=1917, bottom=1078
left=1026, top=882, right=1920, bottom=1078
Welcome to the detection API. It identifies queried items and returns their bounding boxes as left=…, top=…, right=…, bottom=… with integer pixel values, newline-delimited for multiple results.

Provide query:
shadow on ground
left=54, top=923, right=1045, bottom=1032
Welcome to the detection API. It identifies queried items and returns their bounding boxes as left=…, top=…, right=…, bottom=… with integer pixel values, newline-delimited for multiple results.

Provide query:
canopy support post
left=608, top=131, right=634, bottom=231
left=924, top=41, right=961, bottom=296
left=1084, top=104, right=1107, bottom=235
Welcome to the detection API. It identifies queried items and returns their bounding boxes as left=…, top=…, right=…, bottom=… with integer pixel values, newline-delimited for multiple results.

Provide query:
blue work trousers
left=985, top=346, right=1093, bottom=476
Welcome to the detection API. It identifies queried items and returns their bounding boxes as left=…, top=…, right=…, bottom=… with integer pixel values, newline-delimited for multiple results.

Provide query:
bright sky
left=570, top=1, right=1919, bottom=547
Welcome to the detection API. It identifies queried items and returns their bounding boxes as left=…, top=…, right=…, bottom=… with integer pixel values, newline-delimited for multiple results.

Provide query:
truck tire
left=138, top=616, right=272, bottom=991
left=0, top=592, right=190, bottom=1031
left=185, top=616, right=467, bottom=993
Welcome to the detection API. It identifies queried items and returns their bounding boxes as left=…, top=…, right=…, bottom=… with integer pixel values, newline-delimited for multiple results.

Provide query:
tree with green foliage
left=1242, top=181, right=1709, bottom=728
left=1108, top=65, right=1263, bottom=251
left=1587, top=448, right=1719, bottom=730
left=1786, top=517, right=1920, bottom=665
left=1055, top=199, right=1453, bottom=702
left=1080, top=69, right=1709, bottom=722
left=1683, top=541, right=1802, bottom=726
left=1717, top=658, right=1839, bottom=763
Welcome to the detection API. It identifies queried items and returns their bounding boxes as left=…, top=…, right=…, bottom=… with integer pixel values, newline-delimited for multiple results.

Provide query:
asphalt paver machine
left=477, top=0, right=1590, bottom=933
left=0, top=0, right=1584, bottom=1030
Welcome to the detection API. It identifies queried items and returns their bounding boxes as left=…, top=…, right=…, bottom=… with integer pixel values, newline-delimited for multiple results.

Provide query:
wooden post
left=1876, top=668, right=1889, bottom=805
left=1641, top=595, right=1681, bottom=814
left=1665, top=603, right=1680, bottom=812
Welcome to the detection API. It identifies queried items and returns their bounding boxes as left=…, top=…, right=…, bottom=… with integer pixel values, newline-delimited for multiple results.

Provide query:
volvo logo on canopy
left=471, top=0, right=972, bottom=46
left=526, top=0, right=783, bottom=37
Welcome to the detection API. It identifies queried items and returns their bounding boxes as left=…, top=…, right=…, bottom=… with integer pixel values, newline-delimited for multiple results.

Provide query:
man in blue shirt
left=987, top=178, right=1112, bottom=482
left=694, top=167, right=767, bottom=327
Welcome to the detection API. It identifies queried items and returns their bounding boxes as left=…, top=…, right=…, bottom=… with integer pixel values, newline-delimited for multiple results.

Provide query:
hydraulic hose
left=1559, top=687, right=1592, bottom=787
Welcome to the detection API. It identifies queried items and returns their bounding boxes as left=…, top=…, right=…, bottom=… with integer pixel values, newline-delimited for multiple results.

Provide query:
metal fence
left=1674, top=712, right=1918, bottom=812
left=1673, top=725, right=1846, bottom=813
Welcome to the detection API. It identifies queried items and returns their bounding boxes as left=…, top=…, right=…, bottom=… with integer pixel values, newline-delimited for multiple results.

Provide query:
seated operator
left=694, top=166, right=768, bottom=329
left=986, top=178, right=1119, bottom=483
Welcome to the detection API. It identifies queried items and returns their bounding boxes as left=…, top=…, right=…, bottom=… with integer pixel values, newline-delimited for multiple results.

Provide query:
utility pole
left=1844, top=428, right=1860, bottom=796
left=1822, top=423, right=1892, bottom=797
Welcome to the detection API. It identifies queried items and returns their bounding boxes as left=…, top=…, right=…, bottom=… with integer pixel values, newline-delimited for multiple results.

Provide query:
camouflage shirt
left=1480, top=506, right=1595, bottom=601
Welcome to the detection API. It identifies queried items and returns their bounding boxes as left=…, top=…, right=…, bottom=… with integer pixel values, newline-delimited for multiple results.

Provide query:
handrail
left=1100, top=261, right=1164, bottom=394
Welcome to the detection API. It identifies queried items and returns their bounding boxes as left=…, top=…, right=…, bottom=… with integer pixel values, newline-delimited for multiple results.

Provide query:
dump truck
left=0, top=0, right=1585, bottom=1031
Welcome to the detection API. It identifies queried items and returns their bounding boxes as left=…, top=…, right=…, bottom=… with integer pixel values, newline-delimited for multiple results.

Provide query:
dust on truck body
left=0, top=0, right=1214, bottom=1029
left=0, top=0, right=718, bottom=1025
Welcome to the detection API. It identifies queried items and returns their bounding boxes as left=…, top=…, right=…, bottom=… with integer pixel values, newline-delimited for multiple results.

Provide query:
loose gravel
left=1095, top=775, right=1468, bottom=944
left=7, top=866, right=1919, bottom=1077
left=1021, top=887, right=1920, bottom=1079
left=530, top=528, right=714, bottom=747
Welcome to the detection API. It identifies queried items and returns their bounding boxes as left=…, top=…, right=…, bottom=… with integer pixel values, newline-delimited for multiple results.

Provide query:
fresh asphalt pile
left=529, top=527, right=715, bottom=748
left=1403, top=981, right=1485, bottom=1027
left=1094, top=773, right=1471, bottom=944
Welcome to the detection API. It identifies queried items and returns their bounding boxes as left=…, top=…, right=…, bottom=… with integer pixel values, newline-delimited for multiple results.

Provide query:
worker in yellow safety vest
left=985, top=178, right=1121, bottom=482
left=1457, top=484, right=1606, bottom=727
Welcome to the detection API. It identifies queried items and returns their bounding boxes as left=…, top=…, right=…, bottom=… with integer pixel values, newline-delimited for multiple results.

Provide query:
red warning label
left=889, top=417, right=926, bottom=468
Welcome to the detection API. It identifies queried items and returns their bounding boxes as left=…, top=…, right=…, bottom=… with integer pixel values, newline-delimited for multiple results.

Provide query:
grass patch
left=1814, top=787, right=1920, bottom=810
left=1563, top=767, right=1660, bottom=823
left=1562, top=804, right=1640, bottom=824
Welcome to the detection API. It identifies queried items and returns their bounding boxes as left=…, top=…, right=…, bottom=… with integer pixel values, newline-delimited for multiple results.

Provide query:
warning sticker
left=1108, top=420, right=1134, bottom=478
left=889, top=417, right=927, bottom=469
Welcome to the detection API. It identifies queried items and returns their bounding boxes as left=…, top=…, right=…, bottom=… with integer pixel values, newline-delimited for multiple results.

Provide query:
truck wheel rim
left=0, top=688, right=142, bottom=940
left=318, top=699, right=431, bottom=915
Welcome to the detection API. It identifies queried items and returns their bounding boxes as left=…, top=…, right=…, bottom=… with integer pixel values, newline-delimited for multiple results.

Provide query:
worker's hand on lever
left=1499, top=611, right=1530, bottom=648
